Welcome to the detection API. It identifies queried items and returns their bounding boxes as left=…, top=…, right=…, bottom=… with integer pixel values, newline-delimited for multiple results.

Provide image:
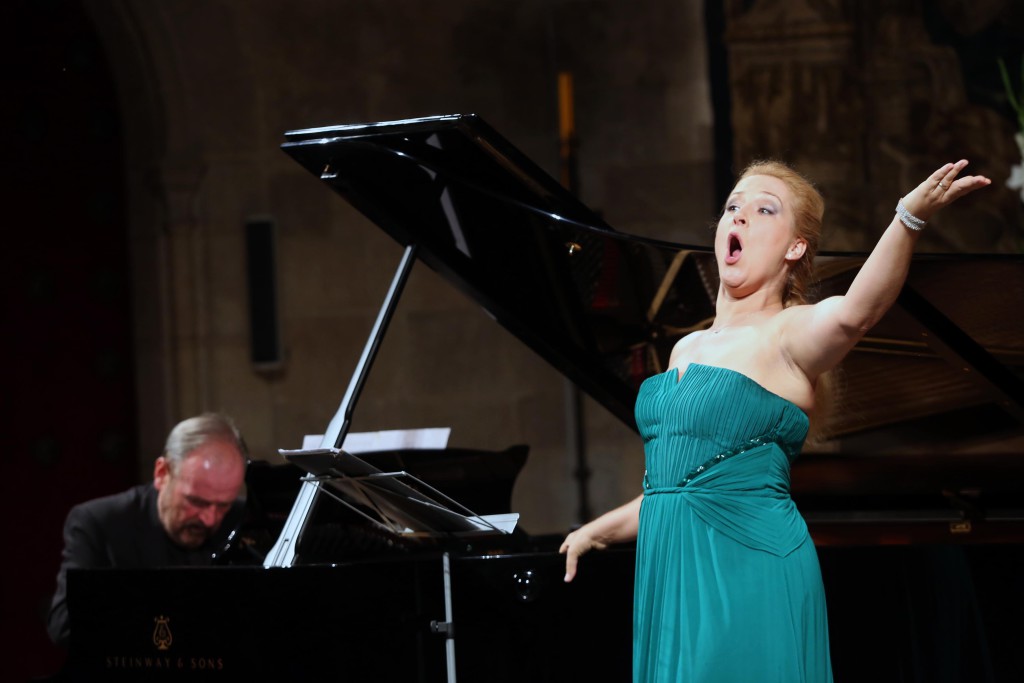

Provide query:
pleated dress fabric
left=633, top=364, right=832, bottom=683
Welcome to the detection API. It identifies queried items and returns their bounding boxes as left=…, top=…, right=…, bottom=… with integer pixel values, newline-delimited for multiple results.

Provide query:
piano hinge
left=949, top=520, right=972, bottom=534
left=430, top=620, right=454, bottom=637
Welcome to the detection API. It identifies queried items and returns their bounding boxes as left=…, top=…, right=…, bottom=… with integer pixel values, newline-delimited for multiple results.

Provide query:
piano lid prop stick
left=264, top=244, right=419, bottom=568
left=320, top=243, right=419, bottom=450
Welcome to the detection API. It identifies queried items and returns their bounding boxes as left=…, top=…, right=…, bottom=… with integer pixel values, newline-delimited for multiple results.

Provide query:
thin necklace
left=711, top=306, right=782, bottom=335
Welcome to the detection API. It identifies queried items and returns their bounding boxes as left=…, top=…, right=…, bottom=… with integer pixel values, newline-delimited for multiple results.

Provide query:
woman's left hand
left=900, top=159, right=991, bottom=223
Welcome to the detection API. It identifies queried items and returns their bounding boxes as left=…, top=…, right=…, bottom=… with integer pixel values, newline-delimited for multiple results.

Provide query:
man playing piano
left=560, top=159, right=990, bottom=682
left=47, top=413, right=248, bottom=647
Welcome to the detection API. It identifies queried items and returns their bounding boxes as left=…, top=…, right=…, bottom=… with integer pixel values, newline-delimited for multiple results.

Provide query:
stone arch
left=84, top=2, right=261, bottom=463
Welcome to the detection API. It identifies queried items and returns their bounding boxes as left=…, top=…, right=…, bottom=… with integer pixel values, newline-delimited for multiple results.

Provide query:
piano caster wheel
left=513, top=569, right=541, bottom=603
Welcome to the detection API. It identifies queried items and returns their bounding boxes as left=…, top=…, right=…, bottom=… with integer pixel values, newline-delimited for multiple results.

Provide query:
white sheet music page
left=299, top=427, right=451, bottom=453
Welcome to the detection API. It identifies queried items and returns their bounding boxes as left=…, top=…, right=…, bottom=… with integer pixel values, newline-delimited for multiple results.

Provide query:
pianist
left=46, top=413, right=248, bottom=647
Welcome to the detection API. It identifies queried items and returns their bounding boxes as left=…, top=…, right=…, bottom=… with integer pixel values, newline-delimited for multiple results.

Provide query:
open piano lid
left=282, top=113, right=716, bottom=428
left=282, top=114, right=1024, bottom=536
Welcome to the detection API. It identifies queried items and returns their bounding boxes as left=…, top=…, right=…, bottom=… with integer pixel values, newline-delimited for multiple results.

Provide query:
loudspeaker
left=245, top=218, right=282, bottom=369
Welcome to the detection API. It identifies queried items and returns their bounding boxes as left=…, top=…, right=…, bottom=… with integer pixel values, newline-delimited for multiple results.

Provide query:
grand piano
left=66, top=115, right=1024, bottom=681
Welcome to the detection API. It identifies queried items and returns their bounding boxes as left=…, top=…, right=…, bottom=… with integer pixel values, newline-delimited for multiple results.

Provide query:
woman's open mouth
left=724, top=232, right=743, bottom=265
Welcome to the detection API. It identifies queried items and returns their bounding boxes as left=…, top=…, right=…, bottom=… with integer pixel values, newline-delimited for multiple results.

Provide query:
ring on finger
left=938, top=181, right=948, bottom=189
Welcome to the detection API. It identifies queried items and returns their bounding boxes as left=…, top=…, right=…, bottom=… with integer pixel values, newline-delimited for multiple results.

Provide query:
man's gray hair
left=162, top=413, right=248, bottom=472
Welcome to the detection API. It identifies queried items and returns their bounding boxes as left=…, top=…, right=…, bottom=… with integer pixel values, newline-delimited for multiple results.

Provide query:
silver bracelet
left=895, top=199, right=926, bottom=231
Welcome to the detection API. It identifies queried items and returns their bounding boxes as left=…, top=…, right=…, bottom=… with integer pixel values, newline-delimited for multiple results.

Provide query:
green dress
left=633, top=364, right=832, bottom=682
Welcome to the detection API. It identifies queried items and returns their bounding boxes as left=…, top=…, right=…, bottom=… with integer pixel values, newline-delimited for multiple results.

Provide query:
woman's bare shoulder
left=776, top=296, right=854, bottom=380
left=667, top=329, right=709, bottom=368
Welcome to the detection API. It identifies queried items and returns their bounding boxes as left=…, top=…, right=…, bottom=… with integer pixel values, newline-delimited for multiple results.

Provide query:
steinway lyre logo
left=153, top=615, right=173, bottom=651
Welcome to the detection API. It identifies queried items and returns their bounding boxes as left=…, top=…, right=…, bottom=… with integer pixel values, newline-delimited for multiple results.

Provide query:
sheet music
left=300, top=427, right=451, bottom=452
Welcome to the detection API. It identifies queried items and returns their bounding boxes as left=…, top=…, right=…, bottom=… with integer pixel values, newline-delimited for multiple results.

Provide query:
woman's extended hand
left=900, top=159, right=991, bottom=223
left=558, top=495, right=642, bottom=582
left=559, top=526, right=608, bottom=583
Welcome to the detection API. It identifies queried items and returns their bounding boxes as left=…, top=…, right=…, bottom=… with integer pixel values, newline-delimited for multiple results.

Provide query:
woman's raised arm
left=784, top=160, right=991, bottom=380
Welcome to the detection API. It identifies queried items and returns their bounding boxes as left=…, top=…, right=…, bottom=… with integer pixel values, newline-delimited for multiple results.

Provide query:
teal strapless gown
left=633, top=364, right=832, bottom=683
